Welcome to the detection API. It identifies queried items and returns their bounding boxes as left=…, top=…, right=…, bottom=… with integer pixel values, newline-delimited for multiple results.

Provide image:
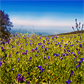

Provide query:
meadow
left=0, top=33, right=84, bottom=84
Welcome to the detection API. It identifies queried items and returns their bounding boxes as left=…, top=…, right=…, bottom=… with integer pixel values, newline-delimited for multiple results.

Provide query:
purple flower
left=27, top=80, right=30, bottom=84
left=1, top=47, right=4, bottom=50
left=38, top=42, right=42, bottom=45
left=35, top=54, right=37, bottom=56
left=17, top=74, right=21, bottom=82
left=78, top=61, right=81, bottom=64
left=40, top=66, right=42, bottom=70
left=44, top=56, right=46, bottom=59
left=48, top=56, right=50, bottom=59
left=35, top=47, right=37, bottom=50
left=32, top=49, right=35, bottom=52
left=47, top=42, right=50, bottom=44
left=9, top=54, right=11, bottom=58
left=29, top=57, right=32, bottom=60
left=0, top=61, right=2, bottom=66
left=45, top=48, right=47, bottom=51
left=66, top=79, right=71, bottom=84
left=80, top=58, right=84, bottom=61
left=20, top=76, right=25, bottom=82
left=70, top=70, right=74, bottom=75
left=77, top=64, right=80, bottom=67
left=64, top=49, right=66, bottom=52
left=67, top=50, right=70, bottom=52
left=18, top=58, right=20, bottom=62
left=43, top=40, right=45, bottom=43
left=80, top=44, right=82, bottom=48
left=41, top=68, right=45, bottom=72
left=28, top=72, right=30, bottom=75
left=41, top=46, right=44, bottom=48
left=73, top=61, right=75, bottom=63
left=55, top=44, right=58, bottom=46
left=75, top=66, right=77, bottom=68
left=37, top=50, right=39, bottom=53
left=77, top=51, right=79, bottom=54
left=16, top=51, right=19, bottom=54
left=71, top=52, right=73, bottom=54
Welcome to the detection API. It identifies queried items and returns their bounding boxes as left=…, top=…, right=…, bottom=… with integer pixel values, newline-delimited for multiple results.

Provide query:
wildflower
left=47, top=41, right=50, bottom=44
left=16, top=51, right=19, bottom=54
left=67, top=50, right=70, bottom=52
left=66, top=79, right=71, bottom=84
left=1, top=47, right=4, bottom=50
left=12, top=68, right=14, bottom=71
left=35, top=47, right=37, bottom=50
left=80, top=58, right=84, bottom=61
left=28, top=72, right=30, bottom=75
left=18, top=58, right=20, bottom=62
left=40, top=76, right=42, bottom=79
left=48, top=56, right=50, bottom=59
left=26, top=43, right=27, bottom=46
left=70, top=70, right=74, bottom=75
left=35, top=54, right=37, bottom=56
left=20, top=76, right=25, bottom=82
left=29, top=57, right=32, bottom=60
left=78, top=61, right=81, bottom=64
left=27, top=80, right=30, bottom=84
left=0, top=61, right=2, bottom=66
left=41, top=46, right=44, bottom=48
left=55, top=44, right=58, bottom=46
left=77, top=64, right=80, bottom=67
left=71, top=52, right=73, bottom=54
left=22, top=52, right=26, bottom=55
left=44, top=56, right=46, bottom=59
left=17, top=74, right=21, bottom=82
left=45, top=48, right=47, bottom=51
left=26, top=50, right=27, bottom=53
left=77, top=51, right=79, bottom=54
left=38, top=42, right=42, bottom=45
left=37, top=50, right=39, bottom=53
left=75, top=66, right=77, bottom=68
left=64, top=49, right=66, bottom=52
left=40, top=66, right=42, bottom=70
left=43, top=40, right=45, bottom=43
left=32, top=49, right=35, bottom=52
left=41, top=68, right=45, bottom=72
left=73, top=61, right=75, bottom=63
left=80, top=44, right=82, bottom=48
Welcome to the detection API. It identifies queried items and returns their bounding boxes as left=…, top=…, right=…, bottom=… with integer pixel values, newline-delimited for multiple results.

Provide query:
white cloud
left=10, top=16, right=75, bottom=27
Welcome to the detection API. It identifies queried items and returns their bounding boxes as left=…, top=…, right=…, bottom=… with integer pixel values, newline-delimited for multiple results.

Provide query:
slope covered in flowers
left=0, top=33, right=84, bottom=84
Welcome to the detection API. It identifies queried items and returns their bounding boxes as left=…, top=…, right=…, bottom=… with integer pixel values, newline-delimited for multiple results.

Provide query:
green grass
left=0, top=33, right=84, bottom=84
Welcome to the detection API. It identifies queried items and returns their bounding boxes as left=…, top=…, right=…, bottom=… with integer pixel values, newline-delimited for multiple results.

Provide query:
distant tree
left=0, top=10, right=13, bottom=41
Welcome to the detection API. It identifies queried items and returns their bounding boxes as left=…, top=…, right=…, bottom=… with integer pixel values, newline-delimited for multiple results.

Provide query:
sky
left=0, top=0, right=84, bottom=33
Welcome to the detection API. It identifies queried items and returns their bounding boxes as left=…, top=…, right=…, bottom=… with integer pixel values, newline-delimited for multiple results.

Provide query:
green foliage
left=0, top=33, right=84, bottom=83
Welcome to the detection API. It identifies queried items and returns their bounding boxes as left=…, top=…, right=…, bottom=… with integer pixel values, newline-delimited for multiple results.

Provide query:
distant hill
left=44, top=30, right=84, bottom=37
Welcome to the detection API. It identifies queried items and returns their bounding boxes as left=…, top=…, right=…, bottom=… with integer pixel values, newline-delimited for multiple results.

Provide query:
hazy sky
left=0, top=0, right=84, bottom=31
